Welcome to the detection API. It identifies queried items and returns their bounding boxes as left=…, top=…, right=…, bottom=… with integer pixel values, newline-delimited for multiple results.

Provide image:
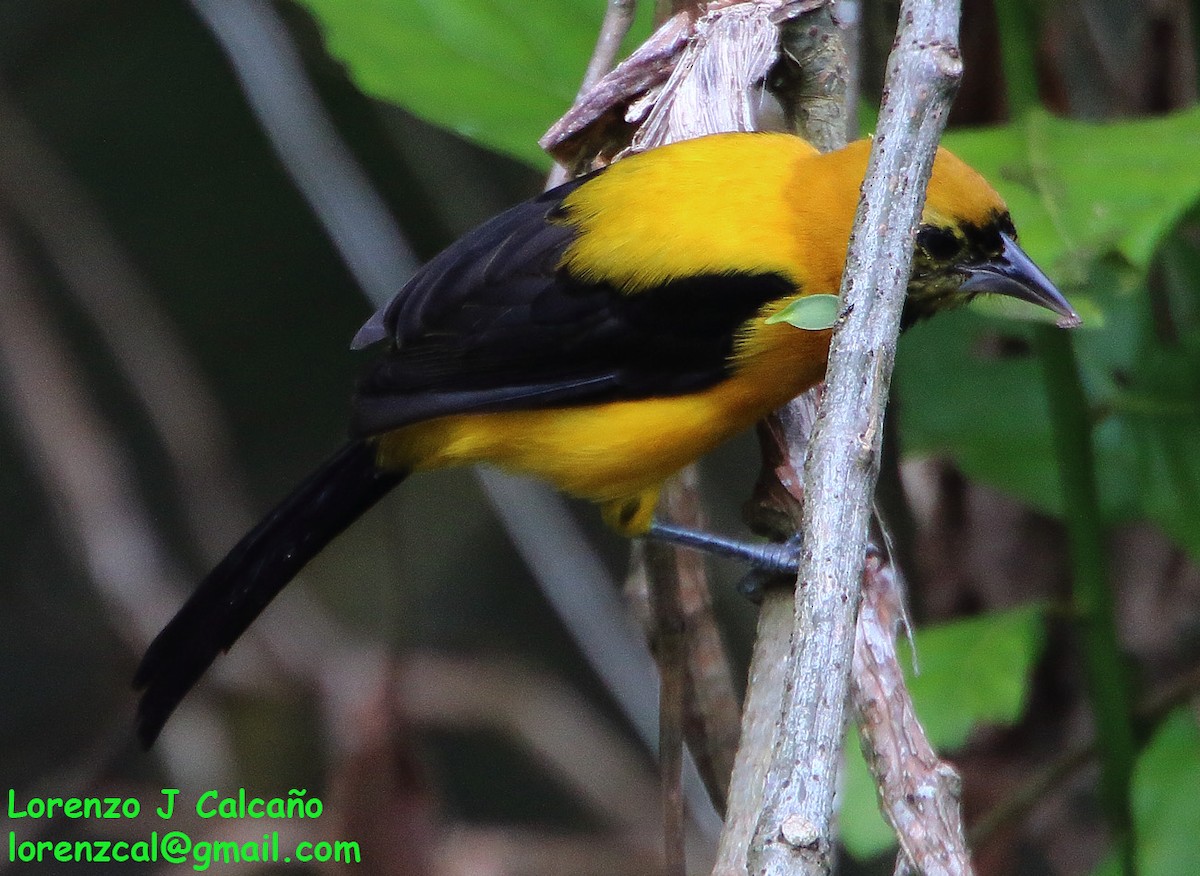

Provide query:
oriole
left=135, top=132, right=1077, bottom=746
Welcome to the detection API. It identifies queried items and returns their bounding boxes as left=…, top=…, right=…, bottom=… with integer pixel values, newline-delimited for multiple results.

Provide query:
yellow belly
left=390, top=390, right=746, bottom=499
left=374, top=326, right=831, bottom=534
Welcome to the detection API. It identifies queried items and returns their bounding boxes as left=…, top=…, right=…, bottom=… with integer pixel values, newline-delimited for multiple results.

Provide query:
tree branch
left=545, top=4, right=827, bottom=849
left=749, top=0, right=964, bottom=871
left=852, top=552, right=972, bottom=875
left=716, top=3, right=847, bottom=867
left=717, top=398, right=823, bottom=876
left=547, top=0, right=640, bottom=188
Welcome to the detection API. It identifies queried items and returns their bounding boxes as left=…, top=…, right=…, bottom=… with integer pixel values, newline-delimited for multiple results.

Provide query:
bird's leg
left=644, top=522, right=803, bottom=604
left=644, top=521, right=803, bottom=576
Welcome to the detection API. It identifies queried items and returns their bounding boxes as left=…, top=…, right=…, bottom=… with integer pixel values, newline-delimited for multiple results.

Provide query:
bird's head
left=903, top=146, right=1080, bottom=329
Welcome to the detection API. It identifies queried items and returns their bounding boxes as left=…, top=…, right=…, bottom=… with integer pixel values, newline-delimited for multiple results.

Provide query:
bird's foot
left=644, top=521, right=803, bottom=603
left=735, top=534, right=803, bottom=604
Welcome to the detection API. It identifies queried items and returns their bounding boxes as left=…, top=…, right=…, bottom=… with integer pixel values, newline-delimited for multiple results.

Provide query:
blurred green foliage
left=944, top=109, right=1200, bottom=278
left=1094, top=708, right=1200, bottom=876
left=1127, top=708, right=1200, bottom=875
left=292, top=0, right=653, bottom=166
left=899, top=110, right=1200, bottom=557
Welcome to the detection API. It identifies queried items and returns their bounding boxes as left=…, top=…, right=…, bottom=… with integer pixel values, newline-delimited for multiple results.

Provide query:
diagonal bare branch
left=853, top=552, right=973, bottom=875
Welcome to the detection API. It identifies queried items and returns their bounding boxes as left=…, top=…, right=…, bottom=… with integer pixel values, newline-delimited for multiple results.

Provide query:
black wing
left=351, top=174, right=794, bottom=436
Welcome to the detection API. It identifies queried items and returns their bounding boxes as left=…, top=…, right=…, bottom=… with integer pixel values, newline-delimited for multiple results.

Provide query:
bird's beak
left=960, top=232, right=1081, bottom=328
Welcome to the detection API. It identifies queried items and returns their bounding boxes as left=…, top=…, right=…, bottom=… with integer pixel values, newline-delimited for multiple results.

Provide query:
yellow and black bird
left=134, top=132, right=1077, bottom=746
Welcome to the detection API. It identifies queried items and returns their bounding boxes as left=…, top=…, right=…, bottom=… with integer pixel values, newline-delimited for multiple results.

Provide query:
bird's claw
left=736, top=534, right=803, bottom=604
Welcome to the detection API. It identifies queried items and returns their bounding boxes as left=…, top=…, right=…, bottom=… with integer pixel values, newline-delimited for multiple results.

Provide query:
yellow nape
left=559, top=133, right=822, bottom=293
left=924, top=146, right=1009, bottom=228
left=822, top=138, right=1007, bottom=229
left=557, top=133, right=1008, bottom=303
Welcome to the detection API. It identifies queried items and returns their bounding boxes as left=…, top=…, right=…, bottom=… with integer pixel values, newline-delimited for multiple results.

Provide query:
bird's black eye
left=916, top=226, right=961, bottom=261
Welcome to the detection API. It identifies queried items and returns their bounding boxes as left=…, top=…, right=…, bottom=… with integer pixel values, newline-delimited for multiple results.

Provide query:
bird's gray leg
left=645, top=521, right=803, bottom=574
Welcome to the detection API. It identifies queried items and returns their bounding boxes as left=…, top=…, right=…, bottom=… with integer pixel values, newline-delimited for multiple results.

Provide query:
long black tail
left=134, top=439, right=406, bottom=747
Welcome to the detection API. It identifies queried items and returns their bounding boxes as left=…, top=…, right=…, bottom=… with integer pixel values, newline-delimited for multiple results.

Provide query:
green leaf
left=1107, top=331, right=1200, bottom=557
left=292, top=0, right=651, bottom=167
left=765, top=293, right=841, bottom=330
left=840, top=739, right=896, bottom=858
left=1128, top=709, right=1200, bottom=875
left=1093, top=709, right=1200, bottom=873
left=840, top=605, right=1046, bottom=860
left=904, top=604, right=1046, bottom=749
left=896, top=308, right=1062, bottom=515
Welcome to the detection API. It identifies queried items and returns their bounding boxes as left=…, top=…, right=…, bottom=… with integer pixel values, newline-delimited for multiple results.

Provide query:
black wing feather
left=352, top=173, right=795, bottom=436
